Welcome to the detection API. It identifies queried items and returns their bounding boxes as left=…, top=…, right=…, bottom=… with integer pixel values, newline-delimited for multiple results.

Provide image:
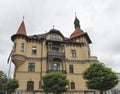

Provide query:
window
left=13, top=43, right=16, bottom=52
left=71, top=50, right=76, bottom=58
left=20, top=43, right=24, bottom=52
left=51, top=63, right=59, bottom=71
left=52, top=47, right=59, bottom=52
left=51, top=33, right=59, bottom=40
left=69, top=65, right=74, bottom=73
left=71, top=82, right=75, bottom=89
left=32, top=46, right=37, bottom=54
left=27, top=81, right=34, bottom=91
left=28, top=63, right=35, bottom=72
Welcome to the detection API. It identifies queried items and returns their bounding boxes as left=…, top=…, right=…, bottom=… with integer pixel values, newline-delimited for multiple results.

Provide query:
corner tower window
left=32, top=46, right=37, bottom=54
left=13, top=43, right=16, bottom=52
left=20, top=43, right=24, bottom=52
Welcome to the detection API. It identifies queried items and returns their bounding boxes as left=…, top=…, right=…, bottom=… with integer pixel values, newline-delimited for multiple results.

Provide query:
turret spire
left=70, top=16, right=84, bottom=39
left=75, top=12, right=77, bottom=18
left=16, top=19, right=27, bottom=35
left=74, top=15, right=80, bottom=29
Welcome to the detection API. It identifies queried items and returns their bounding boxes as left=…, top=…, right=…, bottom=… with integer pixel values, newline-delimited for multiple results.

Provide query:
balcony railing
left=89, top=56, right=97, bottom=61
left=48, top=51, right=65, bottom=57
left=12, top=55, right=25, bottom=60
left=47, top=70, right=66, bottom=74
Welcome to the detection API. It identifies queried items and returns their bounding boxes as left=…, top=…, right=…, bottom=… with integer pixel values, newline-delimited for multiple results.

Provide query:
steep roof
left=48, top=29, right=64, bottom=38
left=70, top=28, right=85, bottom=38
left=70, top=16, right=92, bottom=43
left=16, top=20, right=27, bottom=35
left=70, top=17, right=85, bottom=38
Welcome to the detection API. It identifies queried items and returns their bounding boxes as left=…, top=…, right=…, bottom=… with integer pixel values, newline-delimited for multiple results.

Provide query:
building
left=11, top=16, right=98, bottom=93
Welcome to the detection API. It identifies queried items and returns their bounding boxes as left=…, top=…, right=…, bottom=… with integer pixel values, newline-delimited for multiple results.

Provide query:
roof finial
left=74, top=13, right=80, bottom=29
left=22, top=16, right=25, bottom=21
left=75, top=12, right=77, bottom=18
left=53, top=25, right=54, bottom=29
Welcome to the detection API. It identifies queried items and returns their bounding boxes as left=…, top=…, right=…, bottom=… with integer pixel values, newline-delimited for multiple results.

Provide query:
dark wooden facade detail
left=47, top=41, right=66, bottom=73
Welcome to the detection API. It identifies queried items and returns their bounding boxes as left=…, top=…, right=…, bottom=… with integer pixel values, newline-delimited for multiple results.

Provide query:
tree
left=42, top=72, right=69, bottom=94
left=83, top=62, right=118, bottom=94
left=0, top=71, right=7, bottom=92
left=4, top=79, right=19, bottom=94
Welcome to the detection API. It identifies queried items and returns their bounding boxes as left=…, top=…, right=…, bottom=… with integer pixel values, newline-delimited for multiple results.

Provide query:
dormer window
left=33, top=35, right=38, bottom=39
left=51, top=33, right=59, bottom=40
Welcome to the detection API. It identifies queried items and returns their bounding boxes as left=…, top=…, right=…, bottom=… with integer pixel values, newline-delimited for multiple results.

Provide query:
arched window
left=51, top=63, right=59, bottom=71
left=27, top=81, right=34, bottom=91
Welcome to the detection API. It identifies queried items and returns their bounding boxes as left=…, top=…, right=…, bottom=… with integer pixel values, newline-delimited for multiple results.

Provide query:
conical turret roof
left=16, top=20, right=27, bottom=35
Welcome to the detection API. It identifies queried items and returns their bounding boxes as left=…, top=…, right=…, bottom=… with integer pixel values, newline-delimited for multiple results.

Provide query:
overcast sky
left=0, top=0, right=120, bottom=77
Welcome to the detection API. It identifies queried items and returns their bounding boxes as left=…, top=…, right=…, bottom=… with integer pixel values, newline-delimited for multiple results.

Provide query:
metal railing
left=48, top=51, right=65, bottom=56
left=47, top=70, right=66, bottom=74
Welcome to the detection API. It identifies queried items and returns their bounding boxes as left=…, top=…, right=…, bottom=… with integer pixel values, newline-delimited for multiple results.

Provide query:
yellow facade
left=11, top=17, right=98, bottom=93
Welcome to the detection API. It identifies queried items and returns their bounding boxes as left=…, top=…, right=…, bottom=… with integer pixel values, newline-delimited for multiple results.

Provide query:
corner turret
left=11, top=19, right=27, bottom=66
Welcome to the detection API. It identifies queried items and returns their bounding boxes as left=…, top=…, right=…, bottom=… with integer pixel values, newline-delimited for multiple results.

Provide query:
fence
left=13, top=90, right=100, bottom=94
left=0, top=90, right=5, bottom=94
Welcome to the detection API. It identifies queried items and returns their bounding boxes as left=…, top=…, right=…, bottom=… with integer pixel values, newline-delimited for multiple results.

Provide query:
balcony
left=11, top=54, right=25, bottom=66
left=48, top=51, right=65, bottom=58
left=47, top=70, right=66, bottom=74
left=89, top=56, right=98, bottom=61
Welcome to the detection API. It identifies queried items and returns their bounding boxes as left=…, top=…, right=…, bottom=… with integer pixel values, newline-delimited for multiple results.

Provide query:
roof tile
left=70, top=27, right=84, bottom=39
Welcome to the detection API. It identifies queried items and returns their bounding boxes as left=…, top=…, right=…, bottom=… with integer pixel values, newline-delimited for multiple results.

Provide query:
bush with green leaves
left=42, top=72, right=69, bottom=94
left=4, top=79, right=19, bottom=94
left=0, top=71, right=7, bottom=91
